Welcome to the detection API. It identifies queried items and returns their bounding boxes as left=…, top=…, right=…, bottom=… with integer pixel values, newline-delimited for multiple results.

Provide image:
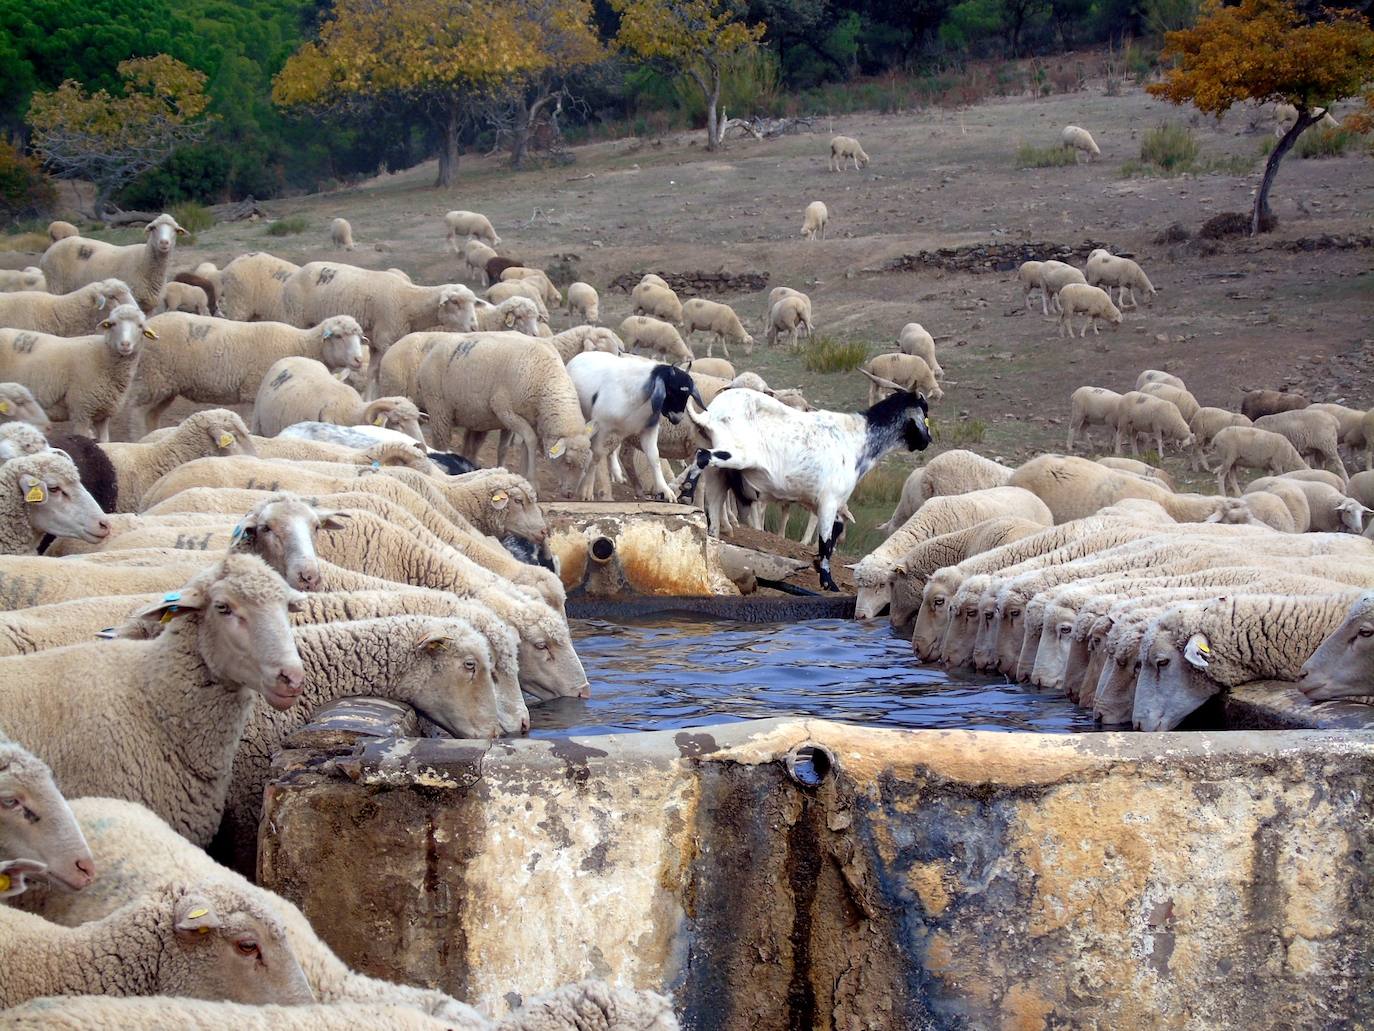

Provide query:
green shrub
left=1139, top=123, right=1199, bottom=172
left=3, top=232, right=50, bottom=252
left=170, top=201, right=214, bottom=234
left=1015, top=143, right=1077, bottom=168
left=802, top=335, right=867, bottom=373
left=1297, top=126, right=1353, bottom=158
left=0, top=140, right=55, bottom=225
left=849, top=463, right=910, bottom=507
left=937, top=418, right=988, bottom=445
left=266, top=215, right=310, bottom=237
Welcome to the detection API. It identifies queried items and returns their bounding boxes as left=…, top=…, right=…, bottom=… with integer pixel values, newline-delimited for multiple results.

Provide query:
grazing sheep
left=0, top=267, right=44, bottom=292
left=47, top=220, right=78, bottom=243
left=499, top=267, right=561, bottom=307
left=0, top=740, right=94, bottom=890
left=40, top=213, right=186, bottom=312
left=0, top=385, right=50, bottom=433
left=218, top=252, right=301, bottom=322
left=1241, top=480, right=1311, bottom=532
left=128, top=314, right=367, bottom=436
left=156, top=280, right=210, bottom=315
left=689, top=357, right=735, bottom=380
left=1067, top=386, right=1123, bottom=450
left=1039, top=261, right=1088, bottom=314
left=1188, top=406, right=1251, bottom=470
left=1211, top=425, right=1309, bottom=495
left=829, top=135, right=869, bottom=171
left=1095, top=456, right=1174, bottom=489
left=863, top=353, right=943, bottom=404
left=485, top=279, right=551, bottom=325
left=329, top=217, right=354, bottom=250
left=876, top=450, right=1013, bottom=536
left=1138, top=382, right=1200, bottom=422
left=1017, top=261, right=1047, bottom=313
left=631, top=281, right=684, bottom=325
left=386, top=268, right=411, bottom=282
left=1060, top=124, right=1101, bottom=161
left=764, top=287, right=812, bottom=328
left=417, top=334, right=592, bottom=492
left=1240, top=388, right=1308, bottom=421
left=766, top=295, right=813, bottom=349
left=1308, top=402, right=1368, bottom=455
left=0, top=278, right=136, bottom=337
left=1085, top=249, right=1156, bottom=308
left=474, top=296, right=542, bottom=335
left=282, top=262, right=479, bottom=395
left=565, top=281, right=599, bottom=324
left=1137, top=369, right=1185, bottom=390
left=1056, top=283, right=1122, bottom=337
left=463, top=239, right=498, bottom=284
left=445, top=209, right=500, bottom=248
left=895, top=323, right=942, bottom=378
left=0, top=304, right=152, bottom=440
left=102, top=409, right=257, bottom=512
left=485, top=256, right=526, bottom=288
left=1253, top=408, right=1349, bottom=481
left=252, top=357, right=426, bottom=442
left=0, top=449, right=111, bottom=555
left=619, top=315, right=693, bottom=363
left=1250, top=476, right=1367, bottom=533
left=801, top=201, right=828, bottom=240
left=681, top=298, right=753, bottom=359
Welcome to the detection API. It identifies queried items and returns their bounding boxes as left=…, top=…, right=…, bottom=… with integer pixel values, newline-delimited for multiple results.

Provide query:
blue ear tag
left=231, top=524, right=244, bottom=541
left=163, top=591, right=181, bottom=604
left=371, top=461, right=381, bottom=469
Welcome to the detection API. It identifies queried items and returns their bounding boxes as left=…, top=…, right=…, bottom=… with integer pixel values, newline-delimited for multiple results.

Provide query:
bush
left=0, top=141, right=55, bottom=225
left=937, top=418, right=988, bottom=445
left=1015, top=143, right=1077, bottom=168
left=1297, top=126, right=1354, bottom=158
left=266, top=216, right=310, bottom=237
left=802, top=335, right=867, bottom=373
left=1139, top=123, right=1199, bottom=171
left=2, top=232, right=51, bottom=253
left=170, top=201, right=214, bottom=234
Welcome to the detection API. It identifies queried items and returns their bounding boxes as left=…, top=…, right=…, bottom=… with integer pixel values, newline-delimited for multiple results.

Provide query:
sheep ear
left=418, top=630, right=453, bottom=654
left=489, top=489, right=509, bottom=510
left=174, top=226, right=188, bottom=236
left=174, top=894, right=222, bottom=940
left=547, top=439, right=567, bottom=459
left=131, top=586, right=207, bottom=625
left=287, top=592, right=307, bottom=613
left=1183, top=633, right=1211, bottom=669
left=503, top=313, right=515, bottom=328
left=18, top=473, right=45, bottom=504
left=316, top=510, right=351, bottom=531
left=142, top=327, right=158, bottom=340
left=0, top=858, right=48, bottom=898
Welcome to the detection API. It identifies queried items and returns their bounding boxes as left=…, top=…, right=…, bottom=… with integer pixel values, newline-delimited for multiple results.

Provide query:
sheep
left=1253, top=408, right=1348, bottom=481
left=1017, top=261, right=1047, bottom=313
left=876, top=451, right=1014, bottom=537
left=0, top=304, right=152, bottom=441
left=40, top=212, right=186, bottom=312
left=631, top=281, right=683, bottom=325
left=1113, top=391, right=1195, bottom=457
left=0, top=421, right=47, bottom=462
left=1094, top=456, right=1174, bottom=489
left=828, top=135, right=869, bottom=171
left=1188, top=406, right=1251, bottom=471
left=1138, top=382, right=1200, bottom=422
left=0, top=997, right=481, bottom=1029
left=0, top=385, right=50, bottom=432
left=486, top=256, right=526, bottom=288
left=474, top=296, right=542, bottom=335
left=127, top=314, right=368, bottom=436
left=251, top=357, right=427, bottom=444
left=486, top=279, right=552, bottom=323
left=0, top=740, right=95, bottom=890
left=681, top=298, right=753, bottom=359
left=1250, top=475, right=1368, bottom=533
left=218, top=252, right=301, bottom=322
left=1308, top=402, right=1368, bottom=459
left=0, top=278, right=136, bottom=337
left=445, top=209, right=500, bottom=248
left=638, top=273, right=670, bottom=290
left=463, top=239, right=499, bottom=284
left=1297, top=590, right=1374, bottom=701
left=689, top=357, right=735, bottom=380
left=1066, top=386, right=1122, bottom=450
left=1006, top=455, right=1202, bottom=522
left=895, top=323, right=942, bottom=378
left=1084, top=249, right=1155, bottom=308
left=0, top=554, right=305, bottom=844
left=1056, top=283, right=1122, bottom=338
left=886, top=517, right=1044, bottom=627
left=766, top=295, right=814, bottom=349
left=1241, top=480, right=1311, bottom=532
left=156, top=280, right=210, bottom=315
left=47, top=220, right=78, bottom=242
left=282, top=262, right=479, bottom=395
left=801, top=201, right=828, bottom=240
left=499, top=266, right=561, bottom=307
left=620, top=315, right=693, bottom=364
left=0, top=266, right=44, bottom=292
left=0, top=449, right=111, bottom=555
left=329, top=216, right=355, bottom=250
left=764, top=287, right=812, bottom=328
left=1240, top=388, right=1308, bottom=421
left=1038, top=261, right=1088, bottom=314
left=1060, top=124, right=1101, bottom=161
left=417, top=333, right=592, bottom=492
left=1280, top=468, right=1347, bottom=491
left=1347, top=470, right=1374, bottom=511
left=565, top=281, right=599, bottom=324
left=863, top=353, right=943, bottom=404
left=102, top=409, right=257, bottom=513
left=1137, top=369, right=1185, bottom=390
left=0, top=878, right=314, bottom=1008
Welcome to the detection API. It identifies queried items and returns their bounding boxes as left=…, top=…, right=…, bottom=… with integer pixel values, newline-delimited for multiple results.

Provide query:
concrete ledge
left=567, top=593, right=855, bottom=621
left=1225, top=680, right=1374, bottom=731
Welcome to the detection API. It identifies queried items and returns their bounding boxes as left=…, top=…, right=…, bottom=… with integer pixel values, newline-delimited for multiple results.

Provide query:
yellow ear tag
left=547, top=440, right=566, bottom=459
left=491, top=490, right=507, bottom=503
left=24, top=484, right=45, bottom=504
left=373, top=415, right=386, bottom=427
left=217, top=432, right=234, bottom=449
left=1197, top=641, right=1211, bottom=654
left=0, top=872, right=11, bottom=892
left=584, top=421, right=596, bottom=435
left=197, top=927, right=211, bottom=934
left=159, top=610, right=175, bottom=624
left=186, top=907, right=209, bottom=919
left=0, top=401, right=9, bottom=414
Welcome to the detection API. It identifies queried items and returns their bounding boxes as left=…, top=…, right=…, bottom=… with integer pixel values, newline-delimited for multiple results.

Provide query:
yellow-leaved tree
left=612, top=0, right=767, bottom=150
left=26, top=56, right=211, bottom=219
left=273, top=0, right=554, bottom=186
left=1148, top=0, right=1374, bottom=235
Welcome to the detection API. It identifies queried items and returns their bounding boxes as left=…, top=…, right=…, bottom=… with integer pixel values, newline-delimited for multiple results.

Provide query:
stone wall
left=872, top=240, right=1108, bottom=275
left=260, top=710, right=1374, bottom=1029
left=609, top=270, right=770, bottom=295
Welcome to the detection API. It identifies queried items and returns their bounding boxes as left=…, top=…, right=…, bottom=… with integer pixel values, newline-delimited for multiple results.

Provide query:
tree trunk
left=435, top=100, right=460, bottom=188
left=1253, top=109, right=1316, bottom=235
left=510, top=102, right=531, bottom=171
left=706, top=74, right=722, bottom=152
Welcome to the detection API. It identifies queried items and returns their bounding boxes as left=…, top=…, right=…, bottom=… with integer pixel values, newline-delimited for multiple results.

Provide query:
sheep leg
left=500, top=414, right=541, bottom=484
left=575, top=431, right=605, bottom=502
left=1089, top=316, right=1099, bottom=336
left=1156, top=429, right=1165, bottom=458
left=1113, top=425, right=1124, bottom=455
left=716, top=333, right=730, bottom=359
left=1129, top=430, right=1139, bottom=457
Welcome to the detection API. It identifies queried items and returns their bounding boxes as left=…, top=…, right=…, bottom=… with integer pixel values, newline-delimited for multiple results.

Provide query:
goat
left=679, top=369, right=931, bottom=591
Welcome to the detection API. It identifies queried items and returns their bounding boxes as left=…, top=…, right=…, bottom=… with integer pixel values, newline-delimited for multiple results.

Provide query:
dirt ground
left=10, top=81, right=1372, bottom=561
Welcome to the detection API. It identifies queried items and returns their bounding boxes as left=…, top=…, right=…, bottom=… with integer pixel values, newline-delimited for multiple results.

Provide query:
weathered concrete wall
left=1225, top=681, right=1374, bottom=731
left=260, top=708, right=1374, bottom=1029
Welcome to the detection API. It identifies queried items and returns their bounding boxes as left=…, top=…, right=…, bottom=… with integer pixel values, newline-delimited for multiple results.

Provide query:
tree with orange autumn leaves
left=1148, top=0, right=1374, bottom=235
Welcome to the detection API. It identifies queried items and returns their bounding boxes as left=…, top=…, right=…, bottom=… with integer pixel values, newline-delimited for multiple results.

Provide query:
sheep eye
left=535, top=641, right=550, bottom=651
left=0, top=797, right=19, bottom=810
left=932, top=599, right=944, bottom=608
left=214, top=602, right=232, bottom=616
left=1009, top=610, right=1021, bottom=619
left=235, top=940, right=260, bottom=957
left=1359, top=627, right=1374, bottom=639
left=464, top=658, right=477, bottom=672
left=1157, top=658, right=1170, bottom=668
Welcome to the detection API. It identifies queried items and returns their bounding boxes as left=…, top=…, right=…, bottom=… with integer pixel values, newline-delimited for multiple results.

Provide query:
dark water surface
left=528, top=616, right=1100, bottom=738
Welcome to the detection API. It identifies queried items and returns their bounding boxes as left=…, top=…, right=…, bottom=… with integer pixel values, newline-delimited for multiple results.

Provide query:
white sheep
left=330, top=217, right=355, bottom=250
left=0, top=383, right=50, bottom=431
left=1137, top=382, right=1200, bottom=422
left=1249, top=476, right=1367, bottom=533
left=499, top=266, right=561, bottom=307
left=0, top=278, right=136, bottom=337
left=1038, top=261, right=1088, bottom=314
left=766, top=295, right=813, bottom=349
left=829, top=135, right=869, bottom=171
left=463, top=239, right=499, bottom=284
left=0, top=740, right=94, bottom=890
left=1067, top=386, right=1123, bottom=450
left=689, top=357, right=735, bottom=379
left=1060, top=125, right=1101, bottom=162
left=0, top=304, right=153, bottom=440
left=681, top=298, right=753, bottom=358
left=863, top=353, right=943, bottom=403
left=473, top=296, right=542, bottom=336
left=445, top=209, right=500, bottom=248
left=103, top=408, right=257, bottom=512
left=218, top=252, right=301, bottom=322
left=0, top=266, right=44, bottom=293
left=801, top=201, right=828, bottom=240
left=764, top=286, right=812, bottom=326
left=1188, top=406, right=1250, bottom=471
left=1113, top=391, right=1196, bottom=456
left=40, top=212, right=186, bottom=312
left=638, top=273, right=670, bottom=290
left=631, top=281, right=683, bottom=324
left=876, top=450, right=1013, bottom=536
left=1253, top=408, right=1348, bottom=482
left=1136, top=369, right=1185, bottom=390
left=1211, top=425, right=1310, bottom=495
left=126, top=314, right=367, bottom=437
left=47, top=220, right=78, bottom=243
left=0, top=449, right=111, bottom=554
left=1085, top=249, right=1155, bottom=308
left=895, top=323, right=942, bottom=378
left=1017, top=261, right=1047, bottom=313
left=486, top=279, right=552, bottom=323
left=252, top=356, right=426, bottom=441
left=155, top=280, right=210, bottom=315
left=542, top=325, right=624, bottom=363
left=619, top=315, right=693, bottom=363
left=565, top=281, right=599, bottom=324
left=380, top=326, right=609, bottom=400
left=1056, top=283, right=1122, bottom=337
left=0, top=420, right=47, bottom=462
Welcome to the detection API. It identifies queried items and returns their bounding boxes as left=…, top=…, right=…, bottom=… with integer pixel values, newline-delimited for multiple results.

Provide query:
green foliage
left=1140, top=122, right=1199, bottom=170
left=802, top=335, right=867, bottom=373
left=1015, top=142, right=1076, bottom=167
left=266, top=215, right=309, bottom=236
left=0, top=138, right=55, bottom=224
left=170, top=200, right=213, bottom=233
left=937, top=418, right=988, bottom=444
left=849, top=462, right=909, bottom=506
left=1296, top=126, right=1354, bottom=158
left=3, top=231, right=51, bottom=252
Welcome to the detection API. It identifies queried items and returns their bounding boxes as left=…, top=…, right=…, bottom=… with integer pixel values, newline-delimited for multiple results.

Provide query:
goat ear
left=174, top=893, right=222, bottom=940
left=648, top=374, right=668, bottom=416
left=1183, top=633, right=1211, bottom=669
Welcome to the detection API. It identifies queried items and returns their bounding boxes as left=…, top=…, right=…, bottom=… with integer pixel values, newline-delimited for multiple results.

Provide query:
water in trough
left=529, top=616, right=1100, bottom=738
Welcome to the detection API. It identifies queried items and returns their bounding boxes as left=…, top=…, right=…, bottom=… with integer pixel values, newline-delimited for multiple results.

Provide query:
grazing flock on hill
left=0, top=123, right=1369, bottom=1022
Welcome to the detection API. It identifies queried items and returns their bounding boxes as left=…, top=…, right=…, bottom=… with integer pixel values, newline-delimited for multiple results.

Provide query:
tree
left=1148, top=0, right=1374, bottom=234
left=273, top=0, right=551, bottom=187
left=26, top=55, right=211, bottom=217
left=612, top=0, right=767, bottom=150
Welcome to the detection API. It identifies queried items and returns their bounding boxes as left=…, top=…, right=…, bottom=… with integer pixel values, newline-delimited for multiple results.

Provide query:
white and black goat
left=680, top=369, right=930, bottom=590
